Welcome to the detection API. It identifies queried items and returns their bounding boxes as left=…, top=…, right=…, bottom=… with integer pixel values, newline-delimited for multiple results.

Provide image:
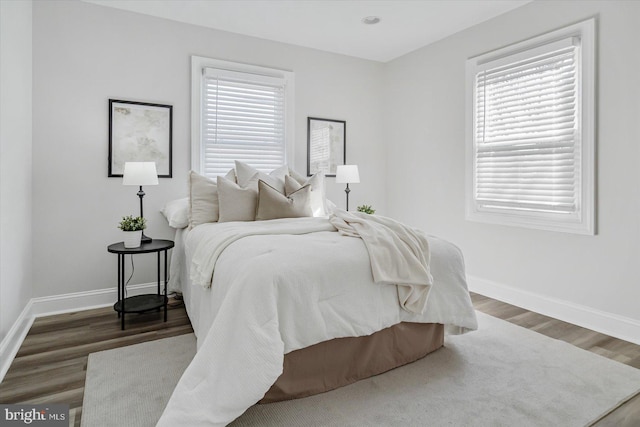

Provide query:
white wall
left=31, top=1, right=385, bottom=297
left=22, top=0, right=640, bottom=343
left=0, top=1, right=33, bottom=342
left=384, top=1, right=640, bottom=336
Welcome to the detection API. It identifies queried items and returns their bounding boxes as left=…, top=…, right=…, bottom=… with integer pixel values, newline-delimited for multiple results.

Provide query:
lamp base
left=345, top=184, right=351, bottom=211
left=141, top=233, right=152, bottom=244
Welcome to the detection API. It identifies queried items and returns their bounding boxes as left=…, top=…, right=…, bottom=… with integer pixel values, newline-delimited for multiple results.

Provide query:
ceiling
left=83, top=0, right=532, bottom=63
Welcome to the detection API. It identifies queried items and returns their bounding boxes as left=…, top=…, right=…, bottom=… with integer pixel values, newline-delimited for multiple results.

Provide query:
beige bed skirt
left=260, top=322, right=444, bottom=403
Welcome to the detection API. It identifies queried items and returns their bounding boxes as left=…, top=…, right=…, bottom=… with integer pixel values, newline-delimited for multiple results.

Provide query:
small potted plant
left=357, top=204, right=376, bottom=215
left=118, top=215, right=146, bottom=248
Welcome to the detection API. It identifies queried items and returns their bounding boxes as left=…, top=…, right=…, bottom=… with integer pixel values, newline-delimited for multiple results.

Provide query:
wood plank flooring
left=1, top=293, right=638, bottom=426
left=0, top=297, right=192, bottom=426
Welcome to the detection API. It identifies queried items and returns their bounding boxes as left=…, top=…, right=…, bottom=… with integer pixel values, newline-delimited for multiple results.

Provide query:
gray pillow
left=217, top=176, right=258, bottom=222
left=256, top=179, right=312, bottom=221
left=225, top=168, right=237, bottom=183
left=285, top=173, right=327, bottom=216
left=288, top=167, right=308, bottom=185
left=189, top=171, right=219, bottom=228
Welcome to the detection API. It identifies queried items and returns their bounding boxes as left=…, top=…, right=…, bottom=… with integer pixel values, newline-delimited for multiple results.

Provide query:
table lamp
left=123, top=162, right=158, bottom=243
left=336, top=165, right=360, bottom=211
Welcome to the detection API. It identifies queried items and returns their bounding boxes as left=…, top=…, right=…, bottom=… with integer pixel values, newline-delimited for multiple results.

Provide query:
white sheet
left=158, top=217, right=477, bottom=426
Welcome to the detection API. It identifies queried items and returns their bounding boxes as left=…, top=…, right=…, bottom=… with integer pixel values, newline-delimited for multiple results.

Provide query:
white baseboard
left=0, top=282, right=159, bottom=383
left=468, top=275, right=640, bottom=345
left=30, top=282, right=158, bottom=317
left=0, top=300, right=34, bottom=383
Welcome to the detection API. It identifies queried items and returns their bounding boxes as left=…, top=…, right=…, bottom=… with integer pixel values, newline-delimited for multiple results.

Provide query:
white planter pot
left=123, top=230, right=142, bottom=248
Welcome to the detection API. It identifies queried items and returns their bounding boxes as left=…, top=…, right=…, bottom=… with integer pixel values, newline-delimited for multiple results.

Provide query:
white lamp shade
left=335, top=165, right=360, bottom=184
left=122, top=162, right=159, bottom=186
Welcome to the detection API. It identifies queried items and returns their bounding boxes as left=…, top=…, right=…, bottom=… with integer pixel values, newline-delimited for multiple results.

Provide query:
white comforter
left=158, top=217, right=477, bottom=426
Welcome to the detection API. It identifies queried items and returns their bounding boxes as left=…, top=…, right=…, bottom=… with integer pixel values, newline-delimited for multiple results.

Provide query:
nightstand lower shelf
left=114, top=294, right=167, bottom=314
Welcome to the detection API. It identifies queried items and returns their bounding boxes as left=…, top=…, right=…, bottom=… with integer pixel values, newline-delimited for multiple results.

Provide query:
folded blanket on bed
left=329, top=210, right=433, bottom=314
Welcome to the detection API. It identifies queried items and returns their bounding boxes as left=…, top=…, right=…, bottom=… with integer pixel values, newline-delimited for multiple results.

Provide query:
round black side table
left=107, top=239, right=174, bottom=330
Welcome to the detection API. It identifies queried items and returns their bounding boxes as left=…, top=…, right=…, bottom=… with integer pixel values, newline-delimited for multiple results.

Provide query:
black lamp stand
left=137, top=185, right=152, bottom=243
left=344, top=183, right=351, bottom=211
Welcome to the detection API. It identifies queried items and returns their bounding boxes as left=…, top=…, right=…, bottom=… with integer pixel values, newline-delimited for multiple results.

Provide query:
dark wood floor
left=0, top=293, right=638, bottom=426
left=0, top=297, right=193, bottom=426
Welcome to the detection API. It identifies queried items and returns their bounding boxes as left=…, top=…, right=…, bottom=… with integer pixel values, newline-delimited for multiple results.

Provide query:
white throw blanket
left=157, top=217, right=477, bottom=426
left=330, top=209, right=433, bottom=314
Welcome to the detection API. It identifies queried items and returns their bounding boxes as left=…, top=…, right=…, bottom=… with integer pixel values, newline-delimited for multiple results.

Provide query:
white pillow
left=285, top=172, right=327, bottom=217
left=217, top=176, right=258, bottom=222
left=325, top=199, right=337, bottom=214
left=160, top=197, right=189, bottom=229
left=235, top=160, right=288, bottom=193
left=189, top=171, right=219, bottom=228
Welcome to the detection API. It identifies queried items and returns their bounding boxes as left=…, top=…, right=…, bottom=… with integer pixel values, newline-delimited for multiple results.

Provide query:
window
left=465, top=19, right=595, bottom=234
left=191, top=57, right=294, bottom=177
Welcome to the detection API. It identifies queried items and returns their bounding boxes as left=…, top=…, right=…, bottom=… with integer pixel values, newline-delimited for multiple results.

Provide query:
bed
left=156, top=165, right=477, bottom=426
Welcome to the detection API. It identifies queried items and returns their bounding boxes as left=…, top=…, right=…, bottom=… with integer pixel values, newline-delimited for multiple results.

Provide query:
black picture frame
left=108, top=99, right=173, bottom=178
left=307, top=117, right=346, bottom=177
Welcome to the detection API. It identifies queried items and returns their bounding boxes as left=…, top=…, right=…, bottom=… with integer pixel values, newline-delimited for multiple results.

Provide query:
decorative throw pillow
left=189, top=171, right=220, bottom=228
left=256, top=179, right=312, bottom=221
left=161, top=197, right=189, bottom=229
left=284, top=173, right=327, bottom=217
left=325, top=198, right=337, bottom=214
left=217, top=176, right=258, bottom=222
left=284, top=174, right=302, bottom=193
left=224, top=168, right=237, bottom=183
left=235, top=160, right=288, bottom=193
left=288, top=167, right=308, bottom=185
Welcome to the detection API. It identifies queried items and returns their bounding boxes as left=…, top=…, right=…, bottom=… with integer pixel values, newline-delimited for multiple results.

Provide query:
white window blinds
left=201, top=67, right=287, bottom=176
left=473, top=37, right=580, bottom=216
left=466, top=19, right=595, bottom=234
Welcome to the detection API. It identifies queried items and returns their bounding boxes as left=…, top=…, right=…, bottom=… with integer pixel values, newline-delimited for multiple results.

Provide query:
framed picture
left=108, top=99, right=173, bottom=177
left=307, top=117, right=346, bottom=177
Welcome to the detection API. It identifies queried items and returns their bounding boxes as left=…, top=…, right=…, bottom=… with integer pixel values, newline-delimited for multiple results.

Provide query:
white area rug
left=81, top=312, right=640, bottom=427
